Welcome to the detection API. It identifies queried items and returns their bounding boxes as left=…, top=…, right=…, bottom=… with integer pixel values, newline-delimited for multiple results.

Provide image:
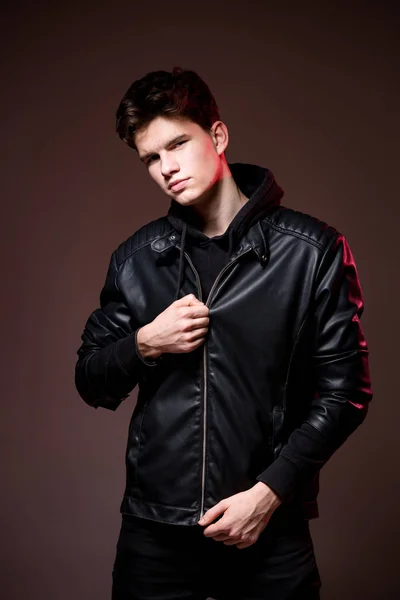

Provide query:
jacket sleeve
left=256, top=232, right=373, bottom=501
left=74, top=250, right=161, bottom=411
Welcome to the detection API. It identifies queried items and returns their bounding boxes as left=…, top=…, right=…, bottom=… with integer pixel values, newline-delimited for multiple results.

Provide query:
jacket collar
left=151, top=219, right=270, bottom=266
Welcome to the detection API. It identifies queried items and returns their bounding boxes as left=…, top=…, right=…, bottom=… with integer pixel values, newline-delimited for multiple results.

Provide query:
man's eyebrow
left=139, top=134, right=188, bottom=162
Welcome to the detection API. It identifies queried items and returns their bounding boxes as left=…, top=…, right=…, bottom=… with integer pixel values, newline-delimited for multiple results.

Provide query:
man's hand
left=198, top=482, right=282, bottom=549
left=137, top=294, right=209, bottom=359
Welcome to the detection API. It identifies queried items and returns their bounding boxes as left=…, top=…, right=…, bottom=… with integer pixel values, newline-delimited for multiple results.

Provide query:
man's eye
left=145, top=141, right=186, bottom=166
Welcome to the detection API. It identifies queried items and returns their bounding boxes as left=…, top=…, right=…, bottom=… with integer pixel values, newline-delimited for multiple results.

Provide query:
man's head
left=115, top=67, right=230, bottom=207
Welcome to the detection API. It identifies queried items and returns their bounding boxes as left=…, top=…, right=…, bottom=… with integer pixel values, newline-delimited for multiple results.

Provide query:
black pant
left=111, top=514, right=321, bottom=600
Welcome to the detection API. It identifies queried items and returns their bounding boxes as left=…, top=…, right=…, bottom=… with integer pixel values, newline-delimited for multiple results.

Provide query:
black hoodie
left=165, top=162, right=327, bottom=505
left=166, top=162, right=283, bottom=302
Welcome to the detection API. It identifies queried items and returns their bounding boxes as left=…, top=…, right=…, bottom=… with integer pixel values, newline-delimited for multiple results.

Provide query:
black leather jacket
left=75, top=201, right=372, bottom=526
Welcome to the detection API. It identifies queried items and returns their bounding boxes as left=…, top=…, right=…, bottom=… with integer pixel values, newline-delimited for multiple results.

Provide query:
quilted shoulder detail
left=113, top=216, right=174, bottom=267
left=264, top=205, right=340, bottom=250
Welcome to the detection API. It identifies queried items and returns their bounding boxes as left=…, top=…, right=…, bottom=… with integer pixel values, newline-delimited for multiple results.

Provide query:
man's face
left=134, top=116, right=227, bottom=207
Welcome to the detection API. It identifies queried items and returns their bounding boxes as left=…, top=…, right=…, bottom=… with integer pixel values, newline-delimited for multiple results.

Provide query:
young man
left=75, top=67, right=373, bottom=599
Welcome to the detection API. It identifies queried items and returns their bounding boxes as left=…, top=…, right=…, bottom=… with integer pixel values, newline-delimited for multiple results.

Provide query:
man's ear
left=211, top=120, right=229, bottom=155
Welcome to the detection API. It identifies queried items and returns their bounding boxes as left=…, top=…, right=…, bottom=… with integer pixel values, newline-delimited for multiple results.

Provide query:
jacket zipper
left=183, top=248, right=252, bottom=519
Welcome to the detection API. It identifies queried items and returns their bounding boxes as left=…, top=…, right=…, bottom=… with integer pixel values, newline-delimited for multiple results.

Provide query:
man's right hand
left=136, top=294, right=210, bottom=359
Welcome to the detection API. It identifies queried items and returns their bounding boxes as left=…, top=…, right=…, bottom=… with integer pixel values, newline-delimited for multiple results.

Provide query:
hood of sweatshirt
left=165, top=162, right=284, bottom=300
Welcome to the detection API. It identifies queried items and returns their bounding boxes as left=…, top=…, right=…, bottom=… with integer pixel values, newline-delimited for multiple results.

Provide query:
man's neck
left=191, top=163, right=249, bottom=238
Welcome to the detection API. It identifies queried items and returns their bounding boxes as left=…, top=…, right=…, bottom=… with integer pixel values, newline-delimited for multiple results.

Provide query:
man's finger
left=187, top=294, right=203, bottom=305
left=175, top=294, right=199, bottom=306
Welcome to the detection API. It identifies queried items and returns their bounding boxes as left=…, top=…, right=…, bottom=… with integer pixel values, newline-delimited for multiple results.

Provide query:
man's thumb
left=198, top=501, right=225, bottom=525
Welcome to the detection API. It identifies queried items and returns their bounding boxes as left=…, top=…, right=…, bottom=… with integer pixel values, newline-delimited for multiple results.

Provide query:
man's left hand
left=197, top=482, right=282, bottom=549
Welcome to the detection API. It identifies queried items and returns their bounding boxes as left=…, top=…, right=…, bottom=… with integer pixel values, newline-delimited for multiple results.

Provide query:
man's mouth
left=170, top=178, right=190, bottom=192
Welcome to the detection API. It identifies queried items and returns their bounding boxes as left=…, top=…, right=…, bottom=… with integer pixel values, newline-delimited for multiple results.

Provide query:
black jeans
left=111, top=514, right=321, bottom=600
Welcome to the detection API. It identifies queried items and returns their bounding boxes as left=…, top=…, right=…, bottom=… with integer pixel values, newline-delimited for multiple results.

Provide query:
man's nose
left=160, top=154, right=179, bottom=177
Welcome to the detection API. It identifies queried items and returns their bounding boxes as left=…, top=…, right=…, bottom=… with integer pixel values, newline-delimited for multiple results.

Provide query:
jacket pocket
left=126, top=399, right=150, bottom=489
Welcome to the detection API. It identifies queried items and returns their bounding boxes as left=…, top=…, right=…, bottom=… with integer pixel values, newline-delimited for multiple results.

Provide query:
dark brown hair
left=115, top=67, right=221, bottom=151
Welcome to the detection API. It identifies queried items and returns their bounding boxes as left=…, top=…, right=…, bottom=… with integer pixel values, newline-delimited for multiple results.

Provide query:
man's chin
left=169, top=191, right=198, bottom=206
left=166, top=185, right=210, bottom=208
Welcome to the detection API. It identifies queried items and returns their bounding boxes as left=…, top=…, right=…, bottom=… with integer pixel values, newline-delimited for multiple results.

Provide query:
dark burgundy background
left=2, top=1, right=399, bottom=598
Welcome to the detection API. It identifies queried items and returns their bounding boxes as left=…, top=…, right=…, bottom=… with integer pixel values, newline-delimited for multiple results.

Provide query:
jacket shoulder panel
left=264, top=205, right=340, bottom=250
left=113, top=216, right=173, bottom=267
